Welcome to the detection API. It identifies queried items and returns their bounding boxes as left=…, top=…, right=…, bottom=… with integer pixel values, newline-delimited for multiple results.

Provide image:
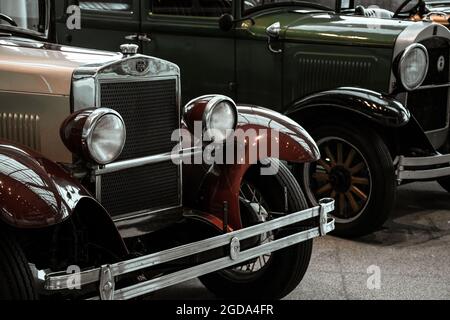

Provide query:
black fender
left=286, top=87, right=436, bottom=155
left=286, top=87, right=411, bottom=128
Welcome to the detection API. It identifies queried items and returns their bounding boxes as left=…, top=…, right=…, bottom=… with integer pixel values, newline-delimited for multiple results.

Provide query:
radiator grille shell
left=98, top=78, right=181, bottom=218
left=407, top=38, right=450, bottom=132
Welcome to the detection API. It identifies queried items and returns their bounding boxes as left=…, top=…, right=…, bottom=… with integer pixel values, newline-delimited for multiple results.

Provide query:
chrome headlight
left=60, top=108, right=126, bottom=165
left=203, top=96, right=238, bottom=142
left=398, top=44, right=429, bottom=91
left=83, top=109, right=126, bottom=165
left=184, top=95, right=238, bottom=142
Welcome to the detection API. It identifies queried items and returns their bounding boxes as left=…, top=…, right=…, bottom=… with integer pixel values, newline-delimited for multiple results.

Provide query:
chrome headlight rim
left=81, top=108, right=126, bottom=165
left=202, top=95, right=238, bottom=142
left=398, top=43, right=429, bottom=91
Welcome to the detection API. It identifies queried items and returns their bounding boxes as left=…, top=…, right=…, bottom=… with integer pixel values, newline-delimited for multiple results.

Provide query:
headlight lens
left=204, top=96, right=238, bottom=142
left=84, top=109, right=126, bottom=165
left=399, top=44, right=429, bottom=91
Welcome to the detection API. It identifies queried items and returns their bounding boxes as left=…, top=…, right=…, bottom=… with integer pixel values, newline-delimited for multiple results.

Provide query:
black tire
left=0, top=229, right=37, bottom=300
left=200, top=159, right=313, bottom=300
left=437, top=177, right=450, bottom=193
left=298, top=124, right=396, bottom=238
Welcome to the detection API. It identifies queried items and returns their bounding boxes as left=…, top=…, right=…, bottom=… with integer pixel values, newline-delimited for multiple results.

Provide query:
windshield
left=0, top=0, right=47, bottom=36
left=353, top=1, right=407, bottom=11
left=243, top=0, right=336, bottom=15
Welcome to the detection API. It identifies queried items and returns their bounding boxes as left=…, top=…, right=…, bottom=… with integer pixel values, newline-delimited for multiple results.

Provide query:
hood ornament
left=120, top=43, right=139, bottom=56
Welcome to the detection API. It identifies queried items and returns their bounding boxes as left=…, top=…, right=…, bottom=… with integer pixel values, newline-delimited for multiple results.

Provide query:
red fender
left=0, top=140, right=90, bottom=228
left=187, top=106, right=320, bottom=230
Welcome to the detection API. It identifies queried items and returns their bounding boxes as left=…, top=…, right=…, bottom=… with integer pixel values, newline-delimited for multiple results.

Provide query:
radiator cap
left=120, top=43, right=139, bottom=56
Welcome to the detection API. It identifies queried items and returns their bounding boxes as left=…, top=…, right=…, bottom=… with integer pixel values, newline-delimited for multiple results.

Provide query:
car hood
left=247, top=11, right=413, bottom=48
left=0, top=37, right=121, bottom=95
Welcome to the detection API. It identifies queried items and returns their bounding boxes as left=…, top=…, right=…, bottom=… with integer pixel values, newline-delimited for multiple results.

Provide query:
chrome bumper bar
left=42, top=199, right=335, bottom=300
left=396, top=154, right=450, bottom=181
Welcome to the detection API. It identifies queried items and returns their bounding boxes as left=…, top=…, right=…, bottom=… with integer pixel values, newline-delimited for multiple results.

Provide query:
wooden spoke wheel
left=307, top=137, right=372, bottom=223
left=298, top=124, right=397, bottom=237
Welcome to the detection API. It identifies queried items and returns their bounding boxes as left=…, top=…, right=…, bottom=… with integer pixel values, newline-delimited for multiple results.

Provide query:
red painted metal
left=0, top=140, right=90, bottom=228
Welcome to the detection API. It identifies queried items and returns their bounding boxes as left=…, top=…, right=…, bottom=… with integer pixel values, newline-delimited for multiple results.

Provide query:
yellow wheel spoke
left=312, top=172, right=329, bottom=182
left=351, top=185, right=368, bottom=201
left=337, top=143, right=343, bottom=165
left=352, top=176, right=369, bottom=186
left=350, top=162, right=365, bottom=175
left=339, top=193, right=345, bottom=216
left=345, top=192, right=360, bottom=213
left=317, top=183, right=332, bottom=195
left=344, top=149, right=356, bottom=169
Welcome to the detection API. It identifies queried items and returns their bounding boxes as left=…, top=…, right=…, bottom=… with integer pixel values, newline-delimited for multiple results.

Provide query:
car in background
left=53, top=0, right=450, bottom=237
left=0, top=0, right=335, bottom=300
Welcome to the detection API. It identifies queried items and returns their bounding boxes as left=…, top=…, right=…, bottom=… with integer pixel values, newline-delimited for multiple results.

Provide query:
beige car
left=0, top=0, right=334, bottom=300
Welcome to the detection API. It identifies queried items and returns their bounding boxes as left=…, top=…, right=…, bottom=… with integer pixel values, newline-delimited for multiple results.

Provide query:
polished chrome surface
left=266, top=21, right=281, bottom=38
left=398, top=43, right=429, bottom=91
left=99, top=265, right=115, bottom=301
left=72, top=54, right=180, bottom=112
left=397, top=154, right=450, bottom=181
left=43, top=200, right=335, bottom=298
left=120, top=44, right=139, bottom=56
left=93, top=147, right=202, bottom=176
left=82, top=108, right=126, bottom=165
left=390, top=22, right=450, bottom=93
left=72, top=53, right=182, bottom=220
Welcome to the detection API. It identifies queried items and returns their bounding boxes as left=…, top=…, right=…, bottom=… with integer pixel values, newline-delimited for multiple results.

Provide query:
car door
left=234, top=2, right=283, bottom=112
left=141, top=0, right=236, bottom=104
left=54, top=0, right=140, bottom=52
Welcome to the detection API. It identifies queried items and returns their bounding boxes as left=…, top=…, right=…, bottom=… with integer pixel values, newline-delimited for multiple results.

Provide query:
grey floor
left=147, top=182, right=450, bottom=300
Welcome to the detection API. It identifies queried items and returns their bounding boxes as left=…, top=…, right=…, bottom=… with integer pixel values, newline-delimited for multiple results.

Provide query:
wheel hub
left=329, top=166, right=352, bottom=193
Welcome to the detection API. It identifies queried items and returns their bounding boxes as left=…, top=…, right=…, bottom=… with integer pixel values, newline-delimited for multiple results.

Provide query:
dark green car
left=55, top=0, right=450, bottom=237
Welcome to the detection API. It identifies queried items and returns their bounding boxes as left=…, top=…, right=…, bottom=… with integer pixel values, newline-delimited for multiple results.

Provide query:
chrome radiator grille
left=98, top=79, right=181, bottom=218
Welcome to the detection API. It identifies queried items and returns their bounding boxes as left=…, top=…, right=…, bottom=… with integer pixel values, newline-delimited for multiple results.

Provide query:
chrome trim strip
left=416, top=83, right=450, bottom=90
left=399, top=154, right=450, bottom=166
left=397, top=154, right=450, bottom=180
left=94, top=147, right=202, bottom=176
left=43, top=199, right=335, bottom=296
left=110, top=226, right=328, bottom=301
left=113, top=205, right=182, bottom=223
left=399, top=167, right=450, bottom=180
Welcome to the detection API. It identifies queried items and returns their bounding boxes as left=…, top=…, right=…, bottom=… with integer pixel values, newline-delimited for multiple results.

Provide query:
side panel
left=283, top=43, right=394, bottom=111
left=141, top=1, right=236, bottom=104
left=54, top=0, right=140, bottom=51
left=0, top=91, right=72, bottom=163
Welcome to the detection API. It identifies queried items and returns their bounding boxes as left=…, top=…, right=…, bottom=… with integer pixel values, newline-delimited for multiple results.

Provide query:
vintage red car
left=0, top=0, right=334, bottom=300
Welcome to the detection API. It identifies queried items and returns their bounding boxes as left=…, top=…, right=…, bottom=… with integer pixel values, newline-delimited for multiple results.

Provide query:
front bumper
left=396, top=154, right=450, bottom=182
left=40, top=199, right=335, bottom=300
